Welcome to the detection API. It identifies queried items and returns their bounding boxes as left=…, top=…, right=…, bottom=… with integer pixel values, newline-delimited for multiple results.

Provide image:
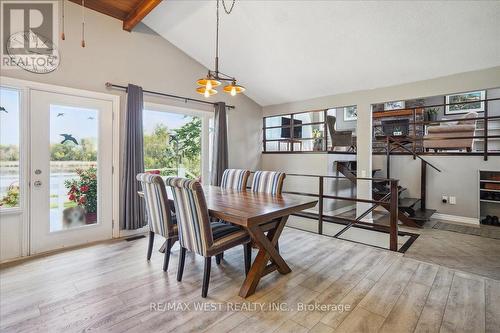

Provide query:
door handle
left=33, top=180, right=42, bottom=187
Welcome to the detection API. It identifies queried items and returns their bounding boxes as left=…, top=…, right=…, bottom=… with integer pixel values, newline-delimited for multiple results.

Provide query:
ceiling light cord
left=81, top=0, right=86, bottom=47
left=61, top=0, right=65, bottom=40
left=215, top=0, right=219, bottom=72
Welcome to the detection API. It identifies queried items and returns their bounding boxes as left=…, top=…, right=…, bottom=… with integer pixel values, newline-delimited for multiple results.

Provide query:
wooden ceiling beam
left=123, top=0, right=162, bottom=32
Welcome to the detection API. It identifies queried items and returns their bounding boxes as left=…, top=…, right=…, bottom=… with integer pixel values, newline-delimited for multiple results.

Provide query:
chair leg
left=244, top=243, right=251, bottom=275
left=202, top=257, right=211, bottom=298
left=216, top=253, right=223, bottom=265
left=177, top=247, right=186, bottom=281
left=275, top=241, right=280, bottom=253
left=163, top=238, right=174, bottom=272
left=147, top=231, right=154, bottom=260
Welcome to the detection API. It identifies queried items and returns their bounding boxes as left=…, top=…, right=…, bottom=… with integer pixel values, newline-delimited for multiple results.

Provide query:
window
left=143, top=104, right=211, bottom=182
left=263, top=110, right=326, bottom=152
left=326, top=106, right=357, bottom=151
left=0, top=87, right=21, bottom=209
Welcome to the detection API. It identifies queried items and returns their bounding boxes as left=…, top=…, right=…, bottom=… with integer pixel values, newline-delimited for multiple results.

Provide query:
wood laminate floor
left=1, top=228, right=499, bottom=333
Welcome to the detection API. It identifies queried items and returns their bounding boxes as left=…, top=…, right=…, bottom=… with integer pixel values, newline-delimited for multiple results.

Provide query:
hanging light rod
left=196, top=0, right=245, bottom=98
left=105, top=82, right=235, bottom=109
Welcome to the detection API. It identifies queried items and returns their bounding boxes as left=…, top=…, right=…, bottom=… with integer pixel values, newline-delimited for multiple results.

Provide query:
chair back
left=457, top=111, right=478, bottom=125
left=136, top=173, right=175, bottom=238
left=221, top=169, right=250, bottom=190
left=251, top=171, right=286, bottom=196
left=165, top=177, right=213, bottom=256
left=327, top=115, right=337, bottom=136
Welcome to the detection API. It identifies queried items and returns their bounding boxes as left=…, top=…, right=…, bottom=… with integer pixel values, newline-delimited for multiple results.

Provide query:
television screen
left=382, top=119, right=409, bottom=136
left=281, top=118, right=302, bottom=138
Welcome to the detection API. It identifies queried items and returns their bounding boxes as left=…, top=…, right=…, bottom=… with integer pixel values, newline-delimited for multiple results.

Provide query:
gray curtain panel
left=121, top=84, right=146, bottom=229
left=210, top=102, right=228, bottom=186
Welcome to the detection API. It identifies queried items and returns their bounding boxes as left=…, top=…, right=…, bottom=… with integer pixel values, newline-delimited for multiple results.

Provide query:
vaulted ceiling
left=143, top=1, right=500, bottom=106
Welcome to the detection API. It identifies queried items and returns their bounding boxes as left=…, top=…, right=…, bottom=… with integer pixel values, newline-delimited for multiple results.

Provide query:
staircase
left=336, top=160, right=436, bottom=228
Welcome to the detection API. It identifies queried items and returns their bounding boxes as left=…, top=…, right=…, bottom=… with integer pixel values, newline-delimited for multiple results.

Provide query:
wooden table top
left=203, top=186, right=318, bottom=227
left=139, top=185, right=318, bottom=227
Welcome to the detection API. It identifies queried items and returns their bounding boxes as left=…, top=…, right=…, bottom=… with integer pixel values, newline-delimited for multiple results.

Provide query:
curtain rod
left=105, top=82, right=235, bottom=109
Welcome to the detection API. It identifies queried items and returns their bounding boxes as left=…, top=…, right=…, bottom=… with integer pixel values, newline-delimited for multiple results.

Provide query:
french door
left=30, top=90, right=113, bottom=254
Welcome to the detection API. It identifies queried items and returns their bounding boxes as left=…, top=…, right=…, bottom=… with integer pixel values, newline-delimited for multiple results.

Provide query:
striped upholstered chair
left=165, top=177, right=251, bottom=298
left=216, top=169, right=251, bottom=264
left=251, top=171, right=286, bottom=195
left=136, top=173, right=178, bottom=272
left=221, top=169, right=251, bottom=190
left=250, top=171, right=286, bottom=250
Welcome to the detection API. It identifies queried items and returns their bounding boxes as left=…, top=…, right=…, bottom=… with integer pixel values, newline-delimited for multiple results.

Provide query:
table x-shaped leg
left=239, top=215, right=291, bottom=298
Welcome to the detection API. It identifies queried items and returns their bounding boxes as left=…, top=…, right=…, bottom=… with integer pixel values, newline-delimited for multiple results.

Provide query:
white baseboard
left=119, top=226, right=149, bottom=238
left=433, top=213, right=479, bottom=225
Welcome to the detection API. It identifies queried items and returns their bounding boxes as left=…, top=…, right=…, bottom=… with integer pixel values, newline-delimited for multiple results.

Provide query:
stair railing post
left=389, top=179, right=399, bottom=252
left=421, top=160, right=427, bottom=210
left=318, top=176, right=324, bottom=235
left=386, top=136, right=391, bottom=179
left=484, top=94, right=488, bottom=161
left=412, top=108, right=417, bottom=158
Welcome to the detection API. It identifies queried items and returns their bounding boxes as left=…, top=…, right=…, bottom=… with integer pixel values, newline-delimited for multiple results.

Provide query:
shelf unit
left=479, top=170, right=500, bottom=226
left=473, top=119, right=500, bottom=151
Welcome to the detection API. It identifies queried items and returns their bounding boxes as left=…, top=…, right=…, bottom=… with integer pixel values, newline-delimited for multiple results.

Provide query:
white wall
left=0, top=2, right=262, bottom=262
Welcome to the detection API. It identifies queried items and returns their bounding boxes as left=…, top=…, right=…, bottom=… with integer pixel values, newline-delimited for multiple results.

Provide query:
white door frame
left=0, top=76, right=120, bottom=256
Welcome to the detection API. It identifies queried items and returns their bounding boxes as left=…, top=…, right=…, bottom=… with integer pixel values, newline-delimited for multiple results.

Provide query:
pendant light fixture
left=196, top=0, right=245, bottom=97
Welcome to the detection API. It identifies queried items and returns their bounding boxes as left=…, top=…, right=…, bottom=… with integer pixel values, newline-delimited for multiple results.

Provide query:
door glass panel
left=50, top=105, right=98, bottom=231
left=0, top=87, right=21, bottom=209
left=143, top=110, right=202, bottom=179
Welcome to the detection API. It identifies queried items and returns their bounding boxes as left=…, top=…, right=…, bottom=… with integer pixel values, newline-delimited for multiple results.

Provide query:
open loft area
left=1, top=1, right=500, bottom=333
left=263, top=88, right=500, bottom=156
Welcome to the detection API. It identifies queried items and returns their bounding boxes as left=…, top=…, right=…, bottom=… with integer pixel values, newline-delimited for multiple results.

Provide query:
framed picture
left=343, top=106, right=357, bottom=121
left=445, top=90, right=485, bottom=115
left=384, top=101, right=405, bottom=111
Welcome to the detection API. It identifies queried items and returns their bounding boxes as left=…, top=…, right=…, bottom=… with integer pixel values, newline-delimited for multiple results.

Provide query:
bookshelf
left=479, top=170, right=500, bottom=226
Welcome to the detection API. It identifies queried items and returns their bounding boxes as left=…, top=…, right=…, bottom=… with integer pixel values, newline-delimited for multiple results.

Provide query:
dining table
left=139, top=185, right=318, bottom=298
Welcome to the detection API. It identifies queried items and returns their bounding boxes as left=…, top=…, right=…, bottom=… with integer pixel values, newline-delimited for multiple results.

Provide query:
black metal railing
left=262, top=97, right=500, bottom=160
left=249, top=172, right=404, bottom=252
left=372, top=97, right=500, bottom=161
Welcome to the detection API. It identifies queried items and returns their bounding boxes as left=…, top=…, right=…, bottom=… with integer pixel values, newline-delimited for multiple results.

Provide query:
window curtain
left=121, top=84, right=146, bottom=229
left=210, top=102, right=228, bottom=186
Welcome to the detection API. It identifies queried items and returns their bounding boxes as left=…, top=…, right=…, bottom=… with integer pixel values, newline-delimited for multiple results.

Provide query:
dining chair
left=165, top=177, right=251, bottom=298
left=221, top=169, right=251, bottom=190
left=136, top=173, right=178, bottom=272
left=216, top=169, right=251, bottom=264
left=251, top=170, right=286, bottom=196
left=250, top=170, right=287, bottom=251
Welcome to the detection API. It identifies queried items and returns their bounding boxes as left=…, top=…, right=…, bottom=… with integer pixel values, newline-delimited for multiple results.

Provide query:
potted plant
left=425, top=108, right=439, bottom=122
left=312, top=129, right=323, bottom=151
left=0, top=183, right=20, bottom=208
left=65, top=166, right=98, bottom=223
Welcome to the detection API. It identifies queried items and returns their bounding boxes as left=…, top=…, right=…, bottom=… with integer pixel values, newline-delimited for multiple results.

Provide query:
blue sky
left=50, top=105, right=98, bottom=144
left=0, top=88, right=20, bottom=145
left=143, top=109, right=194, bottom=134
